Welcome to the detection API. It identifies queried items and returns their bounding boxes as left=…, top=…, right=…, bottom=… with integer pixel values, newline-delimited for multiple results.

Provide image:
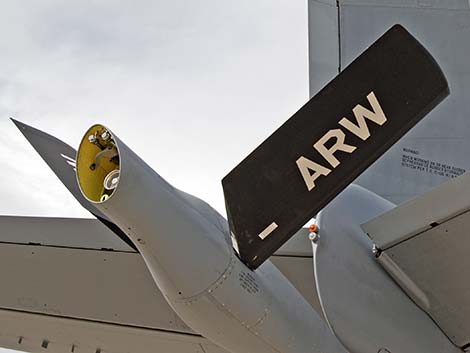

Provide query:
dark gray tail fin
left=223, top=25, right=449, bottom=269
left=11, top=119, right=137, bottom=251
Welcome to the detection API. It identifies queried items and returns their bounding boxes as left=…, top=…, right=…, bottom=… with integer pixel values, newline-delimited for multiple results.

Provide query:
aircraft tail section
left=224, top=25, right=448, bottom=268
left=308, top=0, right=470, bottom=204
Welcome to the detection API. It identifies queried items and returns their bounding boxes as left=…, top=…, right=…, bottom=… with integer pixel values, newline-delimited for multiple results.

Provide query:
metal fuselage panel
left=363, top=171, right=470, bottom=347
left=314, top=185, right=461, bottom=353
left=0, top=308, right=227, bottom=353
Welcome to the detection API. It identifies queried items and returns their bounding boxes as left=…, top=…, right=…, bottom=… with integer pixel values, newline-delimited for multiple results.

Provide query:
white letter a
left=296, top=156, right=331, bottom=191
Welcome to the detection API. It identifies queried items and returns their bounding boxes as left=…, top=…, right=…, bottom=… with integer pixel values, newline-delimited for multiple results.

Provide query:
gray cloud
left=0, top=0, right=307, bottom=216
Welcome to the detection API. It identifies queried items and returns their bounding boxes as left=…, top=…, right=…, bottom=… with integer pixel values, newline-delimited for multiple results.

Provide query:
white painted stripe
left=230, top=232, right=240, bottom=254
left=258, top=222, right=278, bottom=240
left=60, top=153, right=76, bottom=163
left=60, top=153, right=77, bottom=170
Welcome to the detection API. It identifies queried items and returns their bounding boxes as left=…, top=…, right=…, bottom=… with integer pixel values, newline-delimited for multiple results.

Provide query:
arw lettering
left=297, top=91, right=387, bottom=191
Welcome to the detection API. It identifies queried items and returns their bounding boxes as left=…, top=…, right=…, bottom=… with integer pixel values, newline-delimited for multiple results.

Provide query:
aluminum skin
left=314, top=184, right=462, bottom=353
left=76, top=124, right=346, bottom=353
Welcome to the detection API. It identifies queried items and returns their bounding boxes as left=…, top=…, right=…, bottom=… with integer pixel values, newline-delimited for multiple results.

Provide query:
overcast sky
left=0, top=0, right=307, bottom=352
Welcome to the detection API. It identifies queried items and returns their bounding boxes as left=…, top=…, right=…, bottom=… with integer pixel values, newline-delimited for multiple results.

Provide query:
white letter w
left=338, top=91, right=387, bottom=141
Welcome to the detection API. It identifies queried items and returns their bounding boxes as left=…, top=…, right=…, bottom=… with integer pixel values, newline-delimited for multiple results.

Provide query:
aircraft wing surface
left=0, top=215, right=228, bottom=353
left=0, top=216, right=319, bottom=353
left=362, top=172, right=470, bottom=347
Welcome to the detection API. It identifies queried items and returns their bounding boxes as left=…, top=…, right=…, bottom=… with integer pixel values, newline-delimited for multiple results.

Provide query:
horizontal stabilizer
left=223, top=24, right=449, bottom=269
left=362, top=172, right=470, bottom=348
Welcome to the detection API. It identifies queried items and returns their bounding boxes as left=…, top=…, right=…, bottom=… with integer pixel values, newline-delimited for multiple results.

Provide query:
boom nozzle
left=77, top=124, right=120, bottom=203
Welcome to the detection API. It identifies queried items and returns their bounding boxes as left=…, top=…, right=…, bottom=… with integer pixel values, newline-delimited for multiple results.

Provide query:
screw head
left=309, top=231, right=320, bottom=244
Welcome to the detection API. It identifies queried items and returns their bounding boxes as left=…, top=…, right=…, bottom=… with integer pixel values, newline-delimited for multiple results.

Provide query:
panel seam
left=337, top=0, right=342, bottom=73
